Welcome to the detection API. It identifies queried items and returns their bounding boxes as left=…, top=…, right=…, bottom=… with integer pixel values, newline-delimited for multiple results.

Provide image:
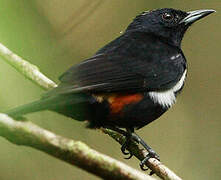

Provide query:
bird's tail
left=5, top=93, right=91, bottom=120
left=5, top=98, right=55, bottom=118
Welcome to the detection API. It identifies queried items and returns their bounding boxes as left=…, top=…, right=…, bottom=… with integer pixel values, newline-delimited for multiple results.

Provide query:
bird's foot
left=105, top=126, right=160, bottom=174
left=121, top=134, right=134, bottom=159
left=129, top=132, right=160, bottom=174
left=139, top=149, right=160, bottom=172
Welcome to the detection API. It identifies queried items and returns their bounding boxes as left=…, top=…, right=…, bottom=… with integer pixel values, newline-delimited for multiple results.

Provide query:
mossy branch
left=0, top=42, right=182, bottom=180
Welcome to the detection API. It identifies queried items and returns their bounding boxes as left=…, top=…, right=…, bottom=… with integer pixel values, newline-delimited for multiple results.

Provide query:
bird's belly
left=92, top=93, right=168, bottom=129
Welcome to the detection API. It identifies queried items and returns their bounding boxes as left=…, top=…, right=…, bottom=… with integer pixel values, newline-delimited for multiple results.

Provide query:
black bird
left=6, top=8, right=215, bottom=170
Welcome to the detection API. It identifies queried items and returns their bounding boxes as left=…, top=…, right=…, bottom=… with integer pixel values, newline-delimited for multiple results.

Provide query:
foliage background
left=0, top=0, right=220, bottom=179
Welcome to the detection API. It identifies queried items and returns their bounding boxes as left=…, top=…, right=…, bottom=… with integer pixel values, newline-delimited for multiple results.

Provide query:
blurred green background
left=0, top=0, right=220, bottom=179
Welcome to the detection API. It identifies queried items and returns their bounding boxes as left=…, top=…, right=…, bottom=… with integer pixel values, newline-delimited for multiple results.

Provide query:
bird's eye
left=162, top=12, right=174, bottom=22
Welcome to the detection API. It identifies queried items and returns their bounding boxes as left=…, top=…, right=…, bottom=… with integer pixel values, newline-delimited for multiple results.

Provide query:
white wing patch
left=149, top=70, right=187, bottom=108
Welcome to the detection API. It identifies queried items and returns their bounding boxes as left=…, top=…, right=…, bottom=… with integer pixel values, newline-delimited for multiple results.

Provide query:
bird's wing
left=44, top=33, right=186, bottom=97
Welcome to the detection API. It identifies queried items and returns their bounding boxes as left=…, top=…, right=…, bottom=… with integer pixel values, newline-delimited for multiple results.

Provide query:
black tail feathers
left=6, top=99, right=48, bottom=118
left=5, top=93, right=91, bottom=120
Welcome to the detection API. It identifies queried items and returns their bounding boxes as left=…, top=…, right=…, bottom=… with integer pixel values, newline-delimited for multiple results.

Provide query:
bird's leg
left=130, top=132, right=160, bottom=171
left=105, top=127, right=134, bottom=159
left=120, top=128, right=134, bottom=159
left=113, top=127, right=160, bottom=172
left=105, top=126, right=160, bottom=173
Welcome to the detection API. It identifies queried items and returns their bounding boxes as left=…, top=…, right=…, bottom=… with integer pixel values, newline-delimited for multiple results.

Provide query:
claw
left=139, top=151, right=160, bottom=171
left=124, top=153, right=133, bottom=159
left=121, top=142, right=129, bottom=154
left=149, top=150, right=160, bottom=161
left=140, top=155, right=150, bottom=171
left=105, top=127, right=135, bottom=160
left=109, top=127, right=160, bottom=173
left=139, top=161, right=149, bottom=171
left=121, top=139, right=133, bottom=159
left=149, top=170, right=155, bottom=176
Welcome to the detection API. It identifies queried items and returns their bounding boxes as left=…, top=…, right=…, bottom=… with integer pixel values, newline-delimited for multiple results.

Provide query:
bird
left=6, top=8, right=215, bottom=170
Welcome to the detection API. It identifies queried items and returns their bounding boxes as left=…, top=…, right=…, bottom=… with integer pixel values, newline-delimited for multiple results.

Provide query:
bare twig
left=0, top=42, right=182, bottom=180
left=0, top=114, right=154, bottom=180
left=0, top=43, right=57, bottom=90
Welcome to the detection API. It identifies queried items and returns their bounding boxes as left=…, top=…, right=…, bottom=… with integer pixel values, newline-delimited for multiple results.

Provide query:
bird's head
left=126, top=8, right=215, bottom=47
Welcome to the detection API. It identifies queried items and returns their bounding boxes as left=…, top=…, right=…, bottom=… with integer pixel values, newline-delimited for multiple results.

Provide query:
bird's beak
left=179, top=9, right=216, bottom=25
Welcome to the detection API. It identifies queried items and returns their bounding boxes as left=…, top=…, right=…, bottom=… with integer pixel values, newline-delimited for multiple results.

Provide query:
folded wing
left=44, top=33, right=185, bottom=97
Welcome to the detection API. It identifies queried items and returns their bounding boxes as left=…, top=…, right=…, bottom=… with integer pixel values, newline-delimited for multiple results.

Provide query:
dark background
left=0, top=0, right=220, bottom=179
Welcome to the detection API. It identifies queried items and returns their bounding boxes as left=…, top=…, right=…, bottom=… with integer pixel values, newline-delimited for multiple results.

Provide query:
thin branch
left=0, top=42, right=182, bottom=180
left=0, top=114, right=153, bottom=180
left=0, top=43, right=57, bottom=90
left=102, top=129, right=182, bottom=180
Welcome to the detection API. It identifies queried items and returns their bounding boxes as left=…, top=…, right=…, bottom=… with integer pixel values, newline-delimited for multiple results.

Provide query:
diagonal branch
left=0, top=43, right=57, bottom=90
left=102, top=129, right=182, bottom=180
left=0, top=42, right=182, bottom=180
left=0, top=114, right=153, bottom=180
